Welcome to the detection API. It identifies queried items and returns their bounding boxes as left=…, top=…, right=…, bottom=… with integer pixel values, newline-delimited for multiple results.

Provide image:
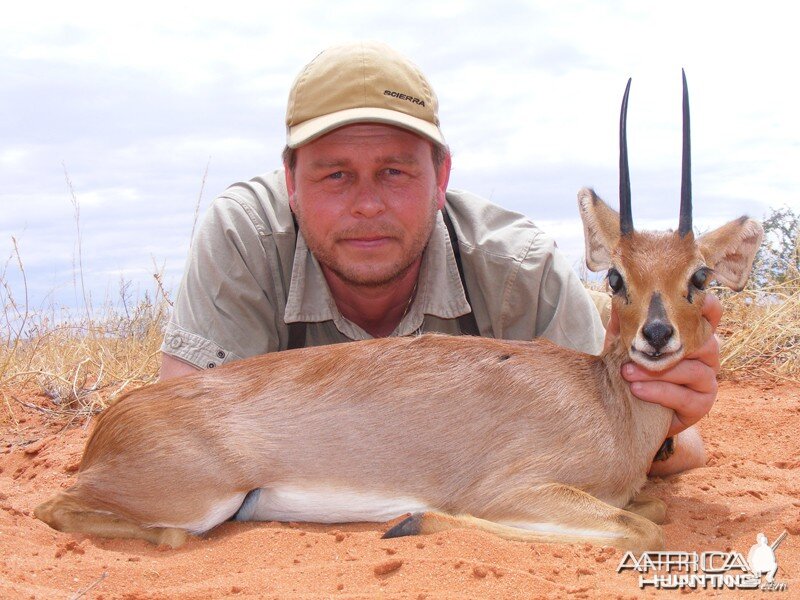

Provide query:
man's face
left=286, top=124, right=450, bottom=288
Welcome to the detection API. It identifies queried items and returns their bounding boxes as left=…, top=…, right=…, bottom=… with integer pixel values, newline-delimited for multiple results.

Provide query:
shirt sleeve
left=161, top=196, right=282, bottom=369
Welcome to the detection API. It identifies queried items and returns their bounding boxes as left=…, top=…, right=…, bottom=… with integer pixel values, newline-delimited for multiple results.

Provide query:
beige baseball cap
left=285, top=41, right=446, bottom=148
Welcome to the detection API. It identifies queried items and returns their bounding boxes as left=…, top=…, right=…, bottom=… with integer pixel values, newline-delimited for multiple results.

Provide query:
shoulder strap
left=287, top=213, right=307, bottom=350
left=441, top=208, right=481, bottom=336
left=286, top=208, right=479, bottom=349
left=286, top=321, right=307, bottom=350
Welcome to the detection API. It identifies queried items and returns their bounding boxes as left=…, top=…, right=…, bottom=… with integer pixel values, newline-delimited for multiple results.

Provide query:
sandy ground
left=1, top=381, right=798, bottom=599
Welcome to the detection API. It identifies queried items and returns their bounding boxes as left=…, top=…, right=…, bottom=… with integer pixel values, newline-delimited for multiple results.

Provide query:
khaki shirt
left=162, top=170, right=605, bottom=369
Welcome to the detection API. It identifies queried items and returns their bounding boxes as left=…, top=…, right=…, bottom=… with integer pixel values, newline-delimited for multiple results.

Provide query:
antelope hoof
left=653, top=437, right=675, bottom=462
left=382, top=513, right=424, bottom=538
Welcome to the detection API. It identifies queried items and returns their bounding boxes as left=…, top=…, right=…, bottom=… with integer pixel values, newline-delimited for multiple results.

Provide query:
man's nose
left=350, top=180, right=386, bottom=218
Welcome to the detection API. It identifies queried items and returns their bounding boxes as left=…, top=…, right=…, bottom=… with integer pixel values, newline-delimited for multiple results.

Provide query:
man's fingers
left=629, top=378, right=718, bottom=415
left=686, top=333, right=721, bottom=374
left=628, top=379, right=717, bottom=436
left=624, top=351, right=719, bottom=437
left=702, top=293, right=723, bottom=331
left=624, top=358, right=718, bottom=393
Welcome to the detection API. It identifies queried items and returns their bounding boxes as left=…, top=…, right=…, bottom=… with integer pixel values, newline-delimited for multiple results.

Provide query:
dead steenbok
left=36, top=73, right=762, bottom=552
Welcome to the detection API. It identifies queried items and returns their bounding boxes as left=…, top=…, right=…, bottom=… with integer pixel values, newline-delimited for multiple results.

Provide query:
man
left=160, top=41, right=720, bottom=476
left=748, top=533, right=780, bottom=584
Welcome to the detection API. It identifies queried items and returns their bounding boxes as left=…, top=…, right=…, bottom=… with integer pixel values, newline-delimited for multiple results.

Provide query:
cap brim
left=287, top=107, right=445, bottom=148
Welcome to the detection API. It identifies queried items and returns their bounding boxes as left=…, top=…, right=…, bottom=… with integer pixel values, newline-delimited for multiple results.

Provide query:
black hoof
left=653, top=437, right=675, bottom=462
left=382, top=513, right=424, bottom=539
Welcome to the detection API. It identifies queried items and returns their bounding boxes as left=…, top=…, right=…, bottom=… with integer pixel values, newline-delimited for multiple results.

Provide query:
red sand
left=1, top=381, right=798, bottom=599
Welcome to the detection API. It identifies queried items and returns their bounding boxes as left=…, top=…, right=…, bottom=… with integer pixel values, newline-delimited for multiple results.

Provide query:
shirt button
left=207, top=362, right=216, bottom=369
left=216, top=350, right=226, bottom=359
left=170, top=335, right=183, bottom=349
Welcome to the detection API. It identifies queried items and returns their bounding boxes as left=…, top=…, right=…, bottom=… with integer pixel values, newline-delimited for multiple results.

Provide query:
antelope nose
left=642, top=320, right=674, bottom=352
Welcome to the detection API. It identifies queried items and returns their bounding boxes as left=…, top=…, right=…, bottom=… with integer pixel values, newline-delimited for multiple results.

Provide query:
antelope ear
left=578, top=188, right=620, bottom=271
left=698, top=217, right=764, bottom=291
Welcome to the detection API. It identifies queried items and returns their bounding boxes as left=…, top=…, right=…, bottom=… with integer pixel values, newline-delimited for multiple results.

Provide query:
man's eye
left=328, top=171, right=344, bottom=180
left=385, top=168, right=403, bottom=176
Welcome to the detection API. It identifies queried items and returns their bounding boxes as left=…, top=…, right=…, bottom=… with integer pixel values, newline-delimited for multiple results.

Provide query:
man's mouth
left=340, top=236, right=393, bottom=248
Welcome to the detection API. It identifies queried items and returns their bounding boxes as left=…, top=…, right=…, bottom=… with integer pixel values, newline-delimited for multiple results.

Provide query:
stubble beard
left=296, top=197, right=440, bottom=288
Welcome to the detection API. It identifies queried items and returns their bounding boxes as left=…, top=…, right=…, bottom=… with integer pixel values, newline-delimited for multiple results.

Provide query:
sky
left=2, top=0, right=798, bottom=319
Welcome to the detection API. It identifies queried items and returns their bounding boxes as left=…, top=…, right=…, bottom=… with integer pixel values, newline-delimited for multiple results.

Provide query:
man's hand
left=604, top=294, right=722, bottom=436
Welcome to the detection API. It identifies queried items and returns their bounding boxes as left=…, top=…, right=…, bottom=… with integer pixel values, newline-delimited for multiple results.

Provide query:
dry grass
left=1, top=280, right=170, bottom=427
left=718, top=279, right=800, bottom=382
left=3, top=299, right=167, bottom=394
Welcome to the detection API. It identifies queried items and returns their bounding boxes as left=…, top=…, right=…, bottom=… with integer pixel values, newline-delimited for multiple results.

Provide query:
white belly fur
left=242, top=486, right=432, bottom=523
left=154, top=492, right=248, bottom=534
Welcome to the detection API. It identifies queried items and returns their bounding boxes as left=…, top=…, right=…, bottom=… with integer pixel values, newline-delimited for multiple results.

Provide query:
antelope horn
left=679, top=69, right=692, bottom=236
left=619, top=78, right=633, bottom=235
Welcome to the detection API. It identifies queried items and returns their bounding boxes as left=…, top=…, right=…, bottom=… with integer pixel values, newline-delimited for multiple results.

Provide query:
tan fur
left=34, top=189, right=763, bottom=553
left=614, top=231, right=713, bottom=362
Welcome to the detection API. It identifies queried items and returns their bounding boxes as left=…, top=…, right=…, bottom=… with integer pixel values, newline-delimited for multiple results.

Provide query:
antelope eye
left=690, top=268, right=710, bottom=290
left=607, top=268, right=625, bottom=294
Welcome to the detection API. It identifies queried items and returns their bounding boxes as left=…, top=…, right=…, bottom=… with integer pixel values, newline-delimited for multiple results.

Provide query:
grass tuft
left=717, top=279, right=800, bottom=381
left=1, top=285, right=170, bottom=426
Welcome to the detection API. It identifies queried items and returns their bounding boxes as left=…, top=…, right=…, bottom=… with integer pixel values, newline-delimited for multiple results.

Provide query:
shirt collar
left=284, top=211, right=472, bottom=338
